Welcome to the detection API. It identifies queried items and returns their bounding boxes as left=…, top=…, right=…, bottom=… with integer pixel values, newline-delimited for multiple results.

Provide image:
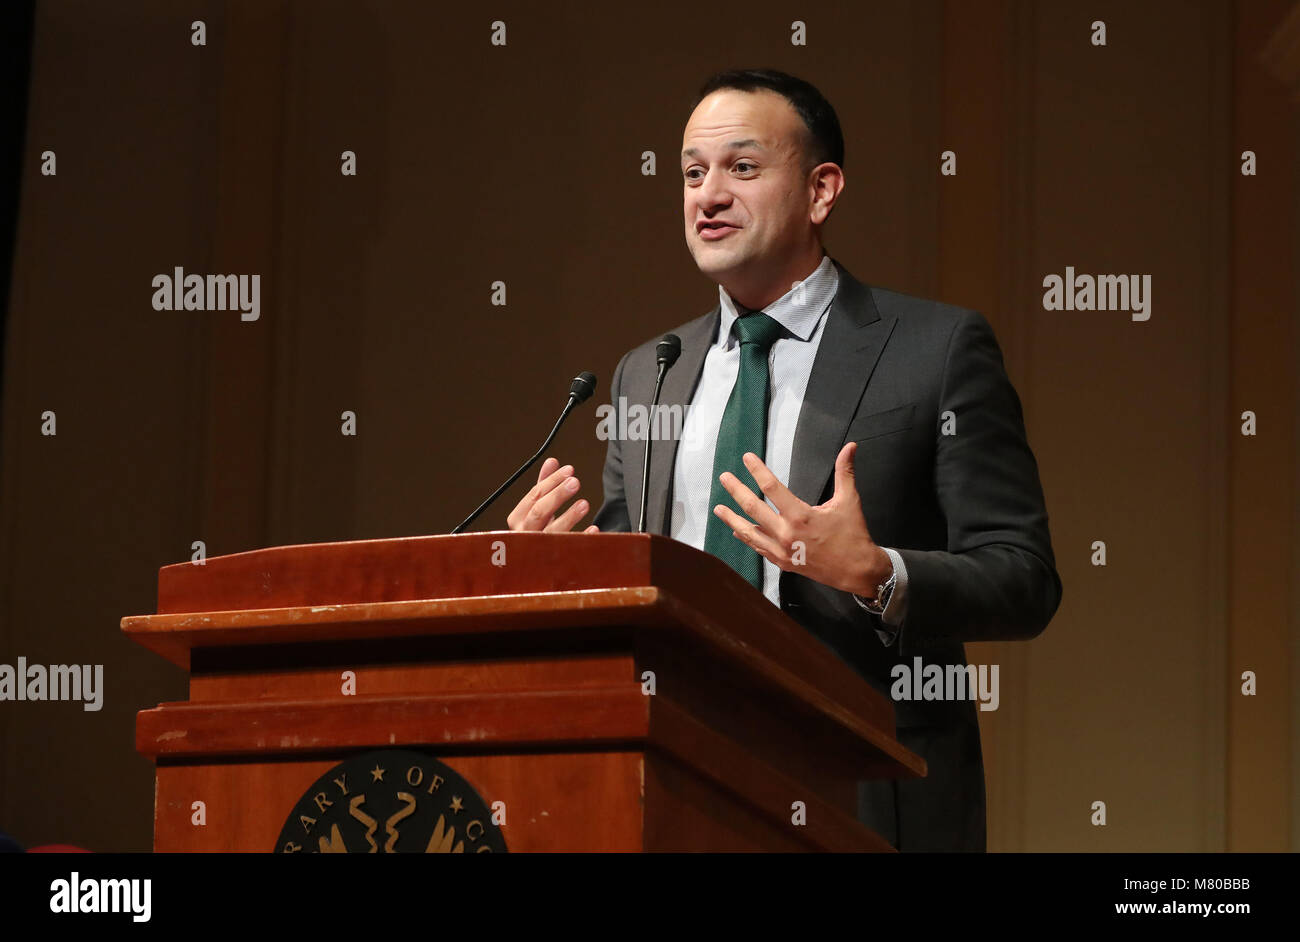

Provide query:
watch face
left=875, top=579, right=895, bottom=610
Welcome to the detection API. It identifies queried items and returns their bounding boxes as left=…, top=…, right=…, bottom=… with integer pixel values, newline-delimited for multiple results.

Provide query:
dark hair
left=694, top=69, right=844, bottom=173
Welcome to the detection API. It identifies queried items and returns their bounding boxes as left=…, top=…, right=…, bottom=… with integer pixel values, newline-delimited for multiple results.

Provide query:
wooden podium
left=122, top=532, right=925, bottom=852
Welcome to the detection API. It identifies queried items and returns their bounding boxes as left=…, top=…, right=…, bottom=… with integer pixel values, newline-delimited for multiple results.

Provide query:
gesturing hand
left=711, top=442, right=890, bottom=597
left=505, top=457, right=600, bottom=533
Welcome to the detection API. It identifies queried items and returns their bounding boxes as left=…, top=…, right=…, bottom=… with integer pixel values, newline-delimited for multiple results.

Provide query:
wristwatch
left=857, top=565, right=897, bottom=616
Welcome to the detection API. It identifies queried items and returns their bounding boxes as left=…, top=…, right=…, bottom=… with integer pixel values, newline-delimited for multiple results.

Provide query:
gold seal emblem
left=275, top=749, right=507, bottom=854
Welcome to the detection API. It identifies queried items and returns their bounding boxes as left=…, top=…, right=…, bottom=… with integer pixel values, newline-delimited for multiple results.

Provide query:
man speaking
left=506, top=69, right=1062, bottom=852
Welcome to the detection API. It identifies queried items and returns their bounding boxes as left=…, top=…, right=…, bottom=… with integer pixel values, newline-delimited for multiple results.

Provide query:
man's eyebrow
left=681, top=139, right=766, bottom=160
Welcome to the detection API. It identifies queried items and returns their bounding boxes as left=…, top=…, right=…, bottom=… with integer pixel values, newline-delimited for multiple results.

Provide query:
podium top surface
left=152, top=531, right=680, bottom=614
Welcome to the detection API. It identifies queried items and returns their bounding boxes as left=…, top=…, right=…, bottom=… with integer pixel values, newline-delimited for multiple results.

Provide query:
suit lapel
left=787, top=259, right=897, bottom=505
left=644, top=308, right=718, bottom=534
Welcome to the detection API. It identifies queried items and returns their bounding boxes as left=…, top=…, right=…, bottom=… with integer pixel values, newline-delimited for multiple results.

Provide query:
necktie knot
left=733, top=311, right=783, bottom=350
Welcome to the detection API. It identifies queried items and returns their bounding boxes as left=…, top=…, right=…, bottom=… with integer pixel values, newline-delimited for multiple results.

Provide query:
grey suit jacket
left=592, top=257, right=1062, bottom=850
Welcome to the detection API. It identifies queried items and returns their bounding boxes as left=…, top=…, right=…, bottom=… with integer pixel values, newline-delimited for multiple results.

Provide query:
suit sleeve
left=591, top=350, right=632, bottom=533
left=894, top=309, right=1062, bottom=645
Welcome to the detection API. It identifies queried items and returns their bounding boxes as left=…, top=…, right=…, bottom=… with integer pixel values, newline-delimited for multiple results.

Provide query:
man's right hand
left=506, top=457, right=600, bottom=533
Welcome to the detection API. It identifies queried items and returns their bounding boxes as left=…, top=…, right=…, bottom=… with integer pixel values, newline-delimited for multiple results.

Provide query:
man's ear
left=809, top=163, right=845, bottom=226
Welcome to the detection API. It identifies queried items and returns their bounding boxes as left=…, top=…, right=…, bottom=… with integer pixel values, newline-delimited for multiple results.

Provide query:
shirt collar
left=716, top=253, right=839, bottom=348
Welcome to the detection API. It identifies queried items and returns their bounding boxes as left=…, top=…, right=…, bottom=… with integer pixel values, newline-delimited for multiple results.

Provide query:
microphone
left=451, top=371, right=598, bottom=535
left=637, top=334, right=682, bottom=533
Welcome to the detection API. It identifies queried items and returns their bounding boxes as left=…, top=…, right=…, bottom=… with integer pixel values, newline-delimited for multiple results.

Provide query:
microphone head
left=656, top=333, right=682, bottom=368
left=569, top=371, right=597, bottom=404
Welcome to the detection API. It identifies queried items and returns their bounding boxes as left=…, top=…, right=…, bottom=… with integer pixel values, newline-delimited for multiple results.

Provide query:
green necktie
left=702, top=310, right=784, bottom=589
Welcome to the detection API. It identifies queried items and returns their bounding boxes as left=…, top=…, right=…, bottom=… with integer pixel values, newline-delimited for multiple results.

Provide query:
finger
left=713, top=503, right=786, bottom=560
left=536, top=456, right=560, bottom=485
left=524, top=473, right=582, bottom=529
left=718, top=470, right=782, bottom=532
left=546, top=497, right=590, bottom=533
left=583, top=524, right=599, bottom=534
left=740, top=452, right=803, bottom=516
left=530, top=463, right=574, bottom=503
left=509, top=462, right=574, bottom=530
left=524, top=463, right=575, bottom=517
left=831, top=442, right=858, bottom=502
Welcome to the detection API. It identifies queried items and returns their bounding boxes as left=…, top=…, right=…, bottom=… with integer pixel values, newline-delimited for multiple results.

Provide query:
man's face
left=681, top=88, right=814, bottom=289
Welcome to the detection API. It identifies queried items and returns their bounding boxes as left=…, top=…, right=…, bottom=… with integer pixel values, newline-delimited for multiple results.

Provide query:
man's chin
left=688, top=245, right=747, bottom=282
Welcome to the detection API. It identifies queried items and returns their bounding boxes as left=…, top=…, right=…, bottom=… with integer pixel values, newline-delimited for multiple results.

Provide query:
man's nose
left=694, top=167, right=732, bottom=212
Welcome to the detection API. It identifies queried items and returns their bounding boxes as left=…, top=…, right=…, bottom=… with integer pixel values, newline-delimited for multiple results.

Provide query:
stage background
left=0, top=0, right=1296, bottom=852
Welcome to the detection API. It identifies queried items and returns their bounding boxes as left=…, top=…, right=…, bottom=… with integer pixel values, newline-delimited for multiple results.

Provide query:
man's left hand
left=713, top=442, right=891, bottom=598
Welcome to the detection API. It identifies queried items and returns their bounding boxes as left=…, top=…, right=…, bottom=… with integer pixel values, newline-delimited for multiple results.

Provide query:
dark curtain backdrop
left=0, top=0, right=1295, bottom=853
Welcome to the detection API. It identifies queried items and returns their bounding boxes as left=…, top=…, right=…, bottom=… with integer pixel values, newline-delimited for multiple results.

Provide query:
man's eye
left=684, top=168, right=702, bottom=181
left=734, top=162, right=755, bottom=173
